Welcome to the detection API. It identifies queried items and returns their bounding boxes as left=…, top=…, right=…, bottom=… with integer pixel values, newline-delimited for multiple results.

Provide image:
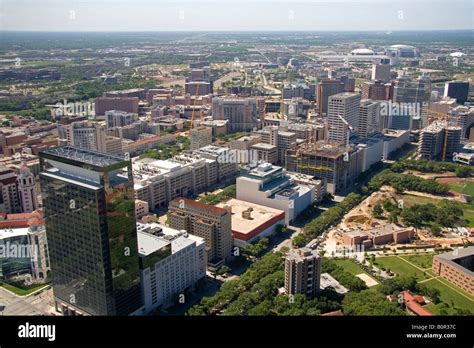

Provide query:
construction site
left=326, top=185, right=474, bottom=253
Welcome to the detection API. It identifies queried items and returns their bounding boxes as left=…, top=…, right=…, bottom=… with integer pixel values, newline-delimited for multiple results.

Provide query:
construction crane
left=190, top=81, right=203, bottom=130
left=337, top=114, right=353, bottom=149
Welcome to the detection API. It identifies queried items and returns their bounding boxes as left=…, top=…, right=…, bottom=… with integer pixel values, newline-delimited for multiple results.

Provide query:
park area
left=402, top=187, right=474, bottom=227
left=333, top=259, right=379, bottom=287
left=374, top=253, right=473, bottom=314
left=375, top=255, right=432, bottom=281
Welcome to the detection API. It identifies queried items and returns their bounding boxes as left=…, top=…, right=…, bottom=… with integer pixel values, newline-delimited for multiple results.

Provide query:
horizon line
left=1, top=29, right=473, bottom=33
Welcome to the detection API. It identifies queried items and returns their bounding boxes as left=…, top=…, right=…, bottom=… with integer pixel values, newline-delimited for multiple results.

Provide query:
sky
left=0, top=0, right=472, bottom=32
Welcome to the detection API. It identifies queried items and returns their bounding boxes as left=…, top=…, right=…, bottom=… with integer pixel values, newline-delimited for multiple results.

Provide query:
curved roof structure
left=390, top=44, right=415, bottom=49
left=350, top=48, right=375, bottom=55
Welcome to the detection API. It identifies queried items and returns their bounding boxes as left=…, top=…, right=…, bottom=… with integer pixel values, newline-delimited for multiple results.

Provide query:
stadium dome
left=350, top=48, right=375, bottom=56
left=450, top=52, right=465, bottom=58
left=390, top=44, right=415, bottom=49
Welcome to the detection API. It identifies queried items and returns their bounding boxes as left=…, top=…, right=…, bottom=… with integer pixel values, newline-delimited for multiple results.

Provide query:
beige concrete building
left=168, top=198, right=233, bottom=270
left=250, top=143, right=278, bottom=164
left=285, top=248, right=321, bottom=298
left=190, top=126, right=213, bottom=150
left=135, top=199, right=150, bottom=219
left=132, top=147, right=238, bottom=211
left=229, top=135, right=261, bottom=151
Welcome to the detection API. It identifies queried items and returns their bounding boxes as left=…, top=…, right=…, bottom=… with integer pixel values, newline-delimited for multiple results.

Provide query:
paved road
left=0, top=286, right=56, bottom=316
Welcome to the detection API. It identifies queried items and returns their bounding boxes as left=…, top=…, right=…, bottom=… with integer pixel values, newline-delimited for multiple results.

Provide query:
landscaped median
left=0, top=280, right=49, bottom=297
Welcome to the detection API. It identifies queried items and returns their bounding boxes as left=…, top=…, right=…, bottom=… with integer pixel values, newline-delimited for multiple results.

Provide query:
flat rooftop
left=40, top=146, right=127, bottom=169
left=216, top=198, right=285, bottom=241
left=137, top=222, right=203, bottom=256
left=435, top=246, right=474, bottom=276
left=251, top=143, right=277, bottom=150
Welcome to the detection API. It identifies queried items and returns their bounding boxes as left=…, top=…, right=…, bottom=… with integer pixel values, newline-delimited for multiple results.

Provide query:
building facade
left=285, top=248, right=321, bottom=298
left=39, top=146, right=142, bottom=316
left=168, top=198, right=233, bottom=270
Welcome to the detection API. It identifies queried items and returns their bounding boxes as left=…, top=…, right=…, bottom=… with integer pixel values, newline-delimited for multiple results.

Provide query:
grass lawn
left=402, top=194, right=441, bottom=207
left=0, top=281, right=48, bottom=296
left=421, top=278, right=474, bottom=315
left=334, top=259, right=378, bottom=282
left=400, top=254, right=434, bottom=270
left=375, top=256, right=430, bottom=280
left=447, top=180, right=474, bottom=197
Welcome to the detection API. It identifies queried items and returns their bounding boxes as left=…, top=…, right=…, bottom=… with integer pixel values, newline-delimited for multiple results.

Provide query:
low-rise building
left=236, top=163, right=318, bottom=224
left=216, top=199, right=285, bottom=247
left=250, top=143, right=278, bottom=164
left=432, top=247, right=474, bottom=295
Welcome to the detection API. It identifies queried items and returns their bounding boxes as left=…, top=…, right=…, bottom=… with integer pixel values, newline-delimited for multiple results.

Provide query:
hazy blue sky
left=1, top=0, right=472, bottom=32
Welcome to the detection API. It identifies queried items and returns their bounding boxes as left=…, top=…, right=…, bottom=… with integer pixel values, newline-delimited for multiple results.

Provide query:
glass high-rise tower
left=39, top=146, right=142, bottom=316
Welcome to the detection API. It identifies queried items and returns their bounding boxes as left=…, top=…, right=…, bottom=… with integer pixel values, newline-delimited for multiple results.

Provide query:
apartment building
left=285, top=248, right=321, bottom=299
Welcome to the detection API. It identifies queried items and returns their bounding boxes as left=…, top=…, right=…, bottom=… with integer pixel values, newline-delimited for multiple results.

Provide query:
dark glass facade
left=39, top=147, right=142, bottom=316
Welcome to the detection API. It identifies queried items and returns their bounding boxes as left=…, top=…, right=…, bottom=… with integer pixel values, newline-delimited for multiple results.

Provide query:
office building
left=168, top=198, right=233, bottom=270
left=39, top=146, right=142, bottom=316
left=327, top=93, right=361, bottom=143
left=95, top=97, right=139, bottom=116
left=359, top=99, right=380, bottom=137
left=212, top=97, right=260, bottom=132
left=282, top=82, right=315, bottom=100
left=339, top=75, right=356, bottom=93
left=250, top=143, right=278, bottom=164
left=106, top=110, right=138, bottom=129
left=0, top=167, right=21, bottom=213
left=236, top=163, right=319, bottom=224
left=444, top=81, right=470, bottom=104
left=190, top=126, right=213, bottom=151
left=285, top=248, right=321, bottom=298
left=392, top=76, right=431, bottom=129
left=185, top=81, right=212, bottom=96
left=371, top=64, right=391, bottom=82
left=361, top=80, right=388, bottom=101
left=317, top=79, right=345, bottom=115
left=138, top=222, right=206, bottom=312
left=60, top=121, right=122, bottom=155
left=418, top=121, right=461, bottom=161
left=251, top=126, right=297, bottom=165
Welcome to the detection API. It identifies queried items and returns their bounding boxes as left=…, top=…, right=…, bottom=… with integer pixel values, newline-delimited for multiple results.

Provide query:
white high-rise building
left=138, top=222, right=206, bottom=312
left=17, top=164, right=37, bottom=213
left=327, top=92, right=361, bottom=144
